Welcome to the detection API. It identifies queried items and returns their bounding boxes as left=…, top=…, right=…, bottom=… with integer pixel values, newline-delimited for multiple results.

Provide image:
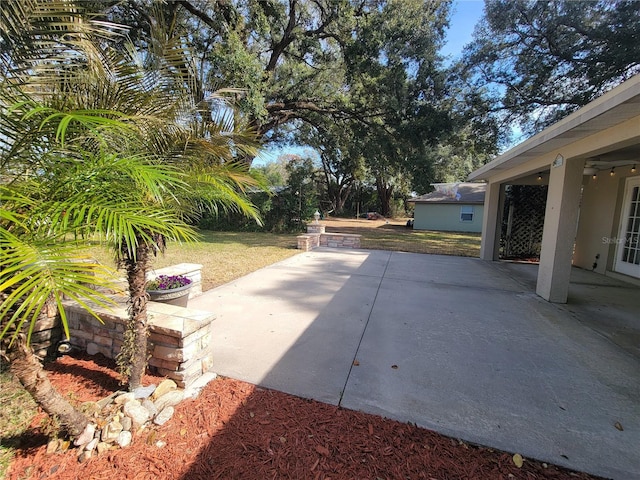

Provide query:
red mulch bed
left=7, top=353, right=601, bottom=480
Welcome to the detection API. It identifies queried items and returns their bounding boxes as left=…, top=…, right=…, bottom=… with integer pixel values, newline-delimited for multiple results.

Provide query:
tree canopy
left=99, top=0, right=473, bottom=214
left=458, top=0, right=640, bottom=136
left=8, top=0, right=636, bottom=222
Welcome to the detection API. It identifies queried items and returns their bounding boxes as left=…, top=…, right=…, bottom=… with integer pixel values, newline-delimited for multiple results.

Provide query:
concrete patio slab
left=189, top=249, right=390, bottom=405
left=188, top=248, right=640, bottom=480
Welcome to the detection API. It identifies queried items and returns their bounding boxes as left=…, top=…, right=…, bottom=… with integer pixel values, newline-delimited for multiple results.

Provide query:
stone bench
left=297, top=224, right=361, bottom=251
left=319, top=232, right=361, bottom=248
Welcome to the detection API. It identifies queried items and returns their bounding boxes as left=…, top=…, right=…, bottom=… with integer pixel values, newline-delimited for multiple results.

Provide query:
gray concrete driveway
left=189, top=248, right=640, bottom=480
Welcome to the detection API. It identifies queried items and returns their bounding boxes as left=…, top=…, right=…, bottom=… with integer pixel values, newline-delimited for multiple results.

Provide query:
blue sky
left=441, top=0, right=485, bottom=61
left=256, top=0, right=486, bottom=165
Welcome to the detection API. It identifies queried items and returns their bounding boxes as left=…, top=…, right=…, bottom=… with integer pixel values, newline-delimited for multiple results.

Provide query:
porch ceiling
left=469, top=75, right=640, bottom=181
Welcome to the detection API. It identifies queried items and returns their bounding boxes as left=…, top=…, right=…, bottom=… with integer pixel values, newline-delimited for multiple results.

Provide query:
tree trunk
left=321, top=161, right=354, bottom=216
left=335, top=183, right=352, bottom=215
left=7, top=336, right=89, bottom=438
left=120, top=240, right=152, bottom=391
left=376, top=176, right=393, bottom=217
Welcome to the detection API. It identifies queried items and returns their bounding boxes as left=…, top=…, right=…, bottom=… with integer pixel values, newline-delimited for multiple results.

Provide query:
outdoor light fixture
left=583, top=166, right=598, bottom=177
left=537, top=172, right=543, bottom=181
left=610, top=167, right=615, bottom=176
left=632, top=164, right=637, bottom=173
left=592, top=172, right=597, bottom=180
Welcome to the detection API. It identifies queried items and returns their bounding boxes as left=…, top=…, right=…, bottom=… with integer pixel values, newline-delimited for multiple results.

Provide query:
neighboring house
left=469, top=74, right=640, bottom=303
left=409, top=183, right=486, bottom=233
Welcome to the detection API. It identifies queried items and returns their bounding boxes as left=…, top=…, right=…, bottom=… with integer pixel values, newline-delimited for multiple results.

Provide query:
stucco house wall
left=574, top=173, right=629, bottom=274
left=468, top=73, right=640, bottom=302
left=413, top=203, right=484, bottom=233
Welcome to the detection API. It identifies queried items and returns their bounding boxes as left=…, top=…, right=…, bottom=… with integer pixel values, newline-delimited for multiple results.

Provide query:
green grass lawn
left=86, top=227, right=480, bottom=291
left=326, top=223, right=481, bottom=257
left=363, top=229, right=480, bottom=256
left=85, top=230, right=301, bottom=292
left=0, top=224, right=480, bottom=477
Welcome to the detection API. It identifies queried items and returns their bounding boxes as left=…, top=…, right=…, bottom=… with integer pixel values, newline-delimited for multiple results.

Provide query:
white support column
left=480, top=181, right=503, bottom=261
left=536, top=156, right=584, bottom=303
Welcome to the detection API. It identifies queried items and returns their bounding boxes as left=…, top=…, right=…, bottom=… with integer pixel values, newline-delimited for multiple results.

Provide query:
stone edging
left=48, top=375, right=216, bottom=462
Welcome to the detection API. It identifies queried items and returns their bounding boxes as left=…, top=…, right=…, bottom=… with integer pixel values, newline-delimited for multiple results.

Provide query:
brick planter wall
left=297, top=234, right=320, bottom=251
left=55, top=263, right=214, bottom=389
left=31, top=297, right=63, bottom=359
left=319, top=233, right=361, bottom=248
left=297, top=224, right=361, bottom=251
left=64, top=297, right=215, bottom=389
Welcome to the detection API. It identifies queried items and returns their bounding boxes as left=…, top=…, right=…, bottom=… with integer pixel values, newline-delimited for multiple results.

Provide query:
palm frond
left=0, top=0, right=126, bottom=86
left=0, top=227, right=119, bottom=345
left=1, top=0, right=266, bottom=350
left=179, top=165, right=264, bottom=226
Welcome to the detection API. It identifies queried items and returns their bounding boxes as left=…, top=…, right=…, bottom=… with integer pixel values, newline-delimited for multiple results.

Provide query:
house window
left=460, top=205, right=474, bottom=222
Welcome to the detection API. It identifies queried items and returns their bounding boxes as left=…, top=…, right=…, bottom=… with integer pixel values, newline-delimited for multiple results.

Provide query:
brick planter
left=297, top=224, right=361, bottom=251
left=64, top=297, right=216, bottom=389
left=55, top=263, right=215, bottom=389
left=319, top=232, right=361, bottom=248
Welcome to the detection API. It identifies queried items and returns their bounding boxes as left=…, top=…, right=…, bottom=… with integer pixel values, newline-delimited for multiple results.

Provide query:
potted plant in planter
left=146, top=274, right=193, bottom=307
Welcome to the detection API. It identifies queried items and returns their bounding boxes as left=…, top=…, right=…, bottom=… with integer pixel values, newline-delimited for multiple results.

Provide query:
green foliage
left=284, top=155, right=321, bottom=220
left=252, top=156, right=290, bottom=187
left=199, top=191, right=266, bottom=231
left=101, top=0, right=480, bottom=209
left=413, top=126, right=496, bottom=194
left=208, top=29, right=268, bottom=121
left=0, top=0, right=262, bottom=352
left=201, top=154, right=321, bottom=232
left=459, top=0, right=640, bottom=135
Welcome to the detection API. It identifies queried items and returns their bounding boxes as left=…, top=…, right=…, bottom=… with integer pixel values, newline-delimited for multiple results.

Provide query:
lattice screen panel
left=500, top=185, right=548, bottom=260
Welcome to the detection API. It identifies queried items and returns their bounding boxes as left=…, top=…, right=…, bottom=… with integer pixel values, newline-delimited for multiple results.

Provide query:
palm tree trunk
left=7, top=336, right=88, bottom=438
left=122, top=240, right=152, bottom=391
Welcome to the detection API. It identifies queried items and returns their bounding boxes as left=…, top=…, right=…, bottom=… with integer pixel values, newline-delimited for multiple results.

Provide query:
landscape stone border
left=47, top=378, right=215, bottom=461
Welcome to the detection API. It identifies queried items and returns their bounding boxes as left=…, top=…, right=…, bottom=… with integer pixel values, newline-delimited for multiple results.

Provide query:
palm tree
left=0, top=189, right=120, bottom=438
left=1, top=0, right=262, bottom=436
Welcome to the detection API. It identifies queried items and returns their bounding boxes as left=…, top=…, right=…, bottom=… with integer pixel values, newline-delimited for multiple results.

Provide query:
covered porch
left=469, top=74, right=640, bottom=303
left=493, top=260, right=640, bottom=359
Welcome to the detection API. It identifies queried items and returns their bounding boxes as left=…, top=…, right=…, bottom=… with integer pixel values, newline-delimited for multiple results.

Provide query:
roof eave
left=468, top=74, right=640, bottom=181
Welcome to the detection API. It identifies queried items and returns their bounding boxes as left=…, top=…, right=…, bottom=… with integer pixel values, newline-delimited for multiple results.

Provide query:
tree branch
left=266, top=0, right=298, bottom=71
left=175, top=0, right=235, bottom=31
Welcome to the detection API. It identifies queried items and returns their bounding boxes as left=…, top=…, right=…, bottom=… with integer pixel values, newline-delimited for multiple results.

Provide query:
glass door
left=615, top=176, right=640, bottom=278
